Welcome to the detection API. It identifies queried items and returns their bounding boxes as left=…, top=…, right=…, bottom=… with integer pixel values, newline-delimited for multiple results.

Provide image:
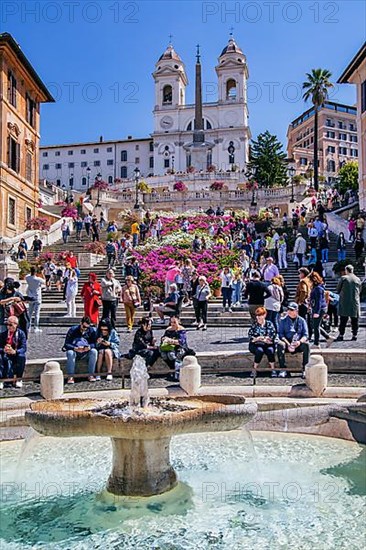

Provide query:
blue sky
left=2, top=0, right=364, bottom=147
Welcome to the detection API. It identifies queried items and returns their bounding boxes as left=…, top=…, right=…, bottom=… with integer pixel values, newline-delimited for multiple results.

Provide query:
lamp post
left=288, top=165, right=296, bottom=203
left=86, top=166, right=91, bottom=191
left=172, top=155, right=175, bottom=173
left=134, top=167, right=141, bottom=209
left=249, top=166, right=257, bottom=206
left=96, top=172, right=102, bottom=206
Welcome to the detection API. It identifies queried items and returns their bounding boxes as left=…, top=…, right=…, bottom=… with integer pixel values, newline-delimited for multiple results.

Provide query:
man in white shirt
left=26, top=267, right=45, bottom=332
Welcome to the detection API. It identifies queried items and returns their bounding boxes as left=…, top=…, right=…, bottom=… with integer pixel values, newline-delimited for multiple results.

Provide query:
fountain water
left=129, top=355, right=149, bottom=408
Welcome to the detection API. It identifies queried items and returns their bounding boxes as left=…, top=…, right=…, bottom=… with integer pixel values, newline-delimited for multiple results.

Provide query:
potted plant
left=210, top=278, right=221, bottom=297
left=173, top=181, right=188, bottom=192
left=25, top=217, right=51, bottom=231
left=210, top=181, right=225, bottom=191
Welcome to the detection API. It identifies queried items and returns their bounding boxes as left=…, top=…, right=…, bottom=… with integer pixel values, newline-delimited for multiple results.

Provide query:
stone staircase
left=34, top=225, right=365, bottom=328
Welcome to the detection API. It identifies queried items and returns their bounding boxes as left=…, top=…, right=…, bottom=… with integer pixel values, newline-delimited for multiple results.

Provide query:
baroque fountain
left=25, top=357, right=256, bottom=497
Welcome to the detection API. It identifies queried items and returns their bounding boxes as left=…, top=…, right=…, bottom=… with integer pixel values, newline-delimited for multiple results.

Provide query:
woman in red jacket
left=81, top=273, right=102, bottom=325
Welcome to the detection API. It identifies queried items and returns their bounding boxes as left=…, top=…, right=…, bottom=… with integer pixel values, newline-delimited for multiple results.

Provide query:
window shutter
left=7, top=136, right=11, bottom=167
left=16, top=142, right=20, bottom=173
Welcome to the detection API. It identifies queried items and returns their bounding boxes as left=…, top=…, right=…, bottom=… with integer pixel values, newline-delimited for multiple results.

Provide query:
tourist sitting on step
left=0, top=316, right=27, bottom=389
left=95, top=319, right=120, bottom=381
left=129, top=317, right=160, bottom=367
left=277, top=302, right=310, bottom=378
left=63, top=316, right=98, bottom=384
left=248, top=307, right=277, bottom=381
left=160, top=315, right=191, bottom=381
left=153, top=284, right=181, bottom=323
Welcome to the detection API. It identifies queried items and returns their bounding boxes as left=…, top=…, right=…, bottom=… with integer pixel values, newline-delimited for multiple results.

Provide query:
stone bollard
left=305, top=354, right=328, bottom=397
left=40, top=361, right=64, bottom=400
left=180, top=356, right=201, bottom=395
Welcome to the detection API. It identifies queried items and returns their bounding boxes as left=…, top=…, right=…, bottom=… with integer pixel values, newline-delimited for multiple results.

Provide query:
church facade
left=40, top=37, right=251, bottom=190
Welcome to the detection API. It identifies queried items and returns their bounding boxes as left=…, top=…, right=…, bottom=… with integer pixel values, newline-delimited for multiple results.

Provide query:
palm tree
left=302, top=69, right=333, bottom=191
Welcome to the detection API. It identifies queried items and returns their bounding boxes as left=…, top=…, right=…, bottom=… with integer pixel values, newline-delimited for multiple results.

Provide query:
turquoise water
left=0, top=431, right=365, bottom=549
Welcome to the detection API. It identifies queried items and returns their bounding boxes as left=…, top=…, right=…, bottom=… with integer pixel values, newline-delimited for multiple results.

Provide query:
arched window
left=163, top=85, right=172, bottom=104
left=186, top=121, right=192, bottom=131
left=121, top=150, right=127, bottom=162
left=206, top=120, right=212, bottom=130
left=121, top=166, right=127, bottom=178
left=226, top=79, right=237, bottom=100
left=108, top=176, right=113, bottom=184
left=82, top=177, right=87, bottom=186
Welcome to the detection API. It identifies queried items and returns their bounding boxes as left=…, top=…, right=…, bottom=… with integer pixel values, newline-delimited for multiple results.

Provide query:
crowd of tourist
left=0, top=194, right=364, bottom=389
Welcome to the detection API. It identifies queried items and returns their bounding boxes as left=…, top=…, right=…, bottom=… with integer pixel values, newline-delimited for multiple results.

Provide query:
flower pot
left=213, top=288, right=221, bottom=298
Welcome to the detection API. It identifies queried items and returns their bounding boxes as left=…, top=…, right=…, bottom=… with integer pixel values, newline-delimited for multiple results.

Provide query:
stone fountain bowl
left=25, top=395, right=255, bottom=439
left=25, top=395, right=256, bottom=497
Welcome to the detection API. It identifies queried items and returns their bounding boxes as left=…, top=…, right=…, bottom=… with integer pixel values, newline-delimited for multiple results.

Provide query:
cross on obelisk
left=168, top=33, right=173, bottom=45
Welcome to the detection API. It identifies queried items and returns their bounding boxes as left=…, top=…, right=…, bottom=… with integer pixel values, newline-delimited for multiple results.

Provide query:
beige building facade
left=0, top=33, right=54, bottom=240
left=287, top=101, right=358, bottom=184
left=338, top=42, right=366, bottom=210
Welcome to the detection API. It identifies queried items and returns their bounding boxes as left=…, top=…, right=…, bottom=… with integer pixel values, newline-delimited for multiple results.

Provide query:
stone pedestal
left=180, top=356, right=201, bottom=395
left=0, top=255, right=20, bottom=281
left=78, top=253, right=104, bottom=269
left=107, top=437, right=177, bottom=496
left=40, top=361, right=64, bottom=400
left=305, top=354, right=328, bottom=397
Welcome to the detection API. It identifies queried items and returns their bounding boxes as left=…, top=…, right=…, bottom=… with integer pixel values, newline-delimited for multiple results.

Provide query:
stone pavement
left=26, top=325, right=366, bottom=360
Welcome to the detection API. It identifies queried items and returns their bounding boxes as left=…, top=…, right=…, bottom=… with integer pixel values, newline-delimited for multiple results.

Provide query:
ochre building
left=0, top=33, right=54, bottom=239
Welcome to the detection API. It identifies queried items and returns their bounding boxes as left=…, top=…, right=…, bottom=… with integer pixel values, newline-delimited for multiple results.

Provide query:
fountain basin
left=26, top=395, right=256, bottom=496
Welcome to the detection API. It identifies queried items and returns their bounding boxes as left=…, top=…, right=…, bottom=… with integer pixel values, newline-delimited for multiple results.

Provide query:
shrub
left=61, top=206, right=78, bottom=219
left=210, top=181, right=225, bottom=191
left=84, top=242, right=106, bottom=255
left=25, top=217, right=50, bottom=231
left=18, top=260, right=32, bottom=279
left=173, top=181, right=188, bottom=192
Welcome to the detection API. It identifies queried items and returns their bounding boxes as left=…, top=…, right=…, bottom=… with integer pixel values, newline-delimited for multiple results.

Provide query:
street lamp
left=172, top=155, right=175, bottom=173
left=86, top=166, right=91, bottom=191
left=249, top=166, right=257, bottom=206
left=288, top=165, right=296, bottom=203
left=134, top=166, right=141, bottom=209
left=96, top=172, right=102, bottom=206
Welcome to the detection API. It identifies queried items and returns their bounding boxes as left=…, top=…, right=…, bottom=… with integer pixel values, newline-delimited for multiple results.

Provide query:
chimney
left=99, top=135, right=103, bottom=142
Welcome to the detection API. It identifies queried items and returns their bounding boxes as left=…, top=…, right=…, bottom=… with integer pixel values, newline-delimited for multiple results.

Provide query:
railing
left=98, top=184, right=307, bottom=206
left=0, top=217, right=74, bottom=251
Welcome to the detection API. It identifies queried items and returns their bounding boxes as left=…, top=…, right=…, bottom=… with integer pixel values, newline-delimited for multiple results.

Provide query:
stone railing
left=0, top=217, right=74, bottom=251
left=100, top=184, right=307, bottom=207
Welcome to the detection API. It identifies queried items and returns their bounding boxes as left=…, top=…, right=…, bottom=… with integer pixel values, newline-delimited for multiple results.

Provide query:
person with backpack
left=106, top=240, right=117, bottom=268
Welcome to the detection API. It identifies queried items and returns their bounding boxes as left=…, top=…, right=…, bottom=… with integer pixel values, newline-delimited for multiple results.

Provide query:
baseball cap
left=287, top=302, right=299, bottom=311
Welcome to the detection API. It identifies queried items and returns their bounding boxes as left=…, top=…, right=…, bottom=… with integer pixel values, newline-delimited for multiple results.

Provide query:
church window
left=163, top=85, right=172, bottom=104
left=228, top=141, right=235, bottom=164
left=206, top=120, right=212, bottom=130
left=164, top=158, right=170, bottom=168
left=186, top=121, right=192, bottom=131
left=226, top=79, right=237, bottom=100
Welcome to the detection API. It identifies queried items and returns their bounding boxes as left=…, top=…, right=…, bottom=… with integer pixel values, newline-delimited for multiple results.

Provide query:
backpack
left=106, top=242, right=115, bottom=254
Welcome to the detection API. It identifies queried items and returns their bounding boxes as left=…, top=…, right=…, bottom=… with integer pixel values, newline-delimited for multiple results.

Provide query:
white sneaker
left=106, top=374, right=113, bottom=381
left=34, top=328, right=43, bottom=333
left=0, top=382, right=3, bottom=390
left=95, top=375, right=101, bottom=381
left=15, top=380, right=23, bottom=388
left=192, top=321, right=199, bottom=326
left=228, top=308, right=233, bottom=313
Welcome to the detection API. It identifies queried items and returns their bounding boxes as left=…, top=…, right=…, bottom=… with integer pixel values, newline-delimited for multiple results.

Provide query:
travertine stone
left=40, top=361, right=64, bottom=400
left=305, top=354, right=328, bottom=397
left=180, top=356, right=201, bottom=395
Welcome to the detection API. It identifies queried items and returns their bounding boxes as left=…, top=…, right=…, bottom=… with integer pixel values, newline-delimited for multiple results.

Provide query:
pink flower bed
left=159, top=214, right=234, bottom=236
left=133, top=244, right=238, bottom=291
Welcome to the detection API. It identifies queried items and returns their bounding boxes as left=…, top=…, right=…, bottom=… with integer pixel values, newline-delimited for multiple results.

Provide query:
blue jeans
left=28, top=301, right=41, bottom=328
left=66, top=349, right=97, bottom=376
left=232, top=282, right=243, bottom=304
left=338, top=249, right=346, bottom=261
left=321, top=249, right=329, bottom=262
left=222, top=287, right=232, bottom=308
left=266, top=310, right=279, bottom=331
left=132, top=234, right=139, bottom=247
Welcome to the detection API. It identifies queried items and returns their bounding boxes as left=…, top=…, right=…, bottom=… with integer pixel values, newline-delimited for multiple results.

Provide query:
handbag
left=9, top=301, right=26, bottom=317
left=160, top=341, right=176, bottom=352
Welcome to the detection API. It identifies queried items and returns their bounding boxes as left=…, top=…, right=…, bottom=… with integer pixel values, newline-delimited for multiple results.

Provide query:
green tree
left=337, top=161, right=359, bottom=195
left=247, top=131, right=288, bottom=187
left=302, top=68, right=334, bottom=192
